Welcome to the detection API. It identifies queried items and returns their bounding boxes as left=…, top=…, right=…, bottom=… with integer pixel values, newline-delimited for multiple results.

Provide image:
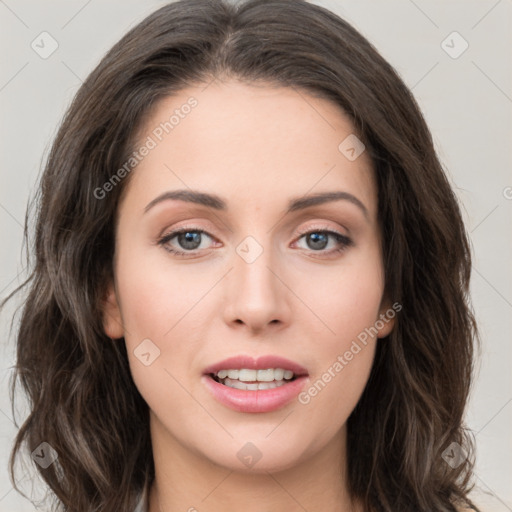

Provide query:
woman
left=4, top=0, right=480, bottom=510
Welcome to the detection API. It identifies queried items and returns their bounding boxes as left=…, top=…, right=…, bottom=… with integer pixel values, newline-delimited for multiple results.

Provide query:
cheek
left=294, top=269, right=381, bottom=446
left=113, top=243, right=221, bottom=406
left=292, top=250, right=383, bottom=420
left=295, top=247, right=384, bottom=344
left=114, top=241, right=211, bottom=339
left=294, top=338, right=377, bottom=460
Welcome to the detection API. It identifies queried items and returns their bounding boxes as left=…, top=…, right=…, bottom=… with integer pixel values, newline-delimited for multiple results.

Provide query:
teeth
left=273, top=368, right=285, bottom=380
left=214, top=368, right=296, bottom=383
left=239, top=369, right=257, bottom=381
left=223, top=377, right=288, bottom=390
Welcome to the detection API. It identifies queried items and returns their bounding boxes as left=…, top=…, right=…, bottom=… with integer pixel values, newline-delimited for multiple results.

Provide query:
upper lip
left=203, top=355, right=309, bottom=376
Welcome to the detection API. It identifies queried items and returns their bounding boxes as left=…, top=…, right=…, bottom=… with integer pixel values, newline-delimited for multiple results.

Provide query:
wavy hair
left=2, top=0, right=480, bottom=510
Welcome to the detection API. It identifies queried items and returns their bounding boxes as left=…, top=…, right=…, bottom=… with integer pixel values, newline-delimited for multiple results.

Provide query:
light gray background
left=1, top=0, right=511, bottom=510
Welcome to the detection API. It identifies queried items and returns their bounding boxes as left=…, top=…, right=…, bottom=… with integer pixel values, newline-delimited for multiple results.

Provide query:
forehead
left=121, top=80, right=377, bottom=218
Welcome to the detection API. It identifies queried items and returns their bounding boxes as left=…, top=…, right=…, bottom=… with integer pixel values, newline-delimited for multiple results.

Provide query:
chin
left=195, top=430, right=321, bottom=475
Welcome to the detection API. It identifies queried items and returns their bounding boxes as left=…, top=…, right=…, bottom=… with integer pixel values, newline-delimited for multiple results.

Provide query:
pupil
left=178, top=231, right=201, bottom=250
left=308, top=232, right=327, bottom=250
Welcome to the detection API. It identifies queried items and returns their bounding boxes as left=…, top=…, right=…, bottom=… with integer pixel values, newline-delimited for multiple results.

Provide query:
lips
left=202, top=355, right=309, bottom=413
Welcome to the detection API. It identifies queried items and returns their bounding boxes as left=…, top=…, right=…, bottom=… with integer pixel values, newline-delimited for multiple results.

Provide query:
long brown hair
left=2, top=0, right=480, bottom=510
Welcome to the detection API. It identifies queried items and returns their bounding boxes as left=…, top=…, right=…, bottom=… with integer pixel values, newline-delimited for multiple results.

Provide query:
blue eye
left=157, top=228, right=353, bottom=257
left=295, top=230, right=353, bottom=254
left=158, top=229, right=214, bottom=256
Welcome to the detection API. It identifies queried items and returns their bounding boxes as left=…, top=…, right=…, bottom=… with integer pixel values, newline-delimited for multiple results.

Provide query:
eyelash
left=157, top=226, right=353, bottom=258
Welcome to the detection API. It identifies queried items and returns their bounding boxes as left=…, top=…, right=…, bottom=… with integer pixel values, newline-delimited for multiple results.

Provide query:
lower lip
left=202, top=374, right=309, bottom=413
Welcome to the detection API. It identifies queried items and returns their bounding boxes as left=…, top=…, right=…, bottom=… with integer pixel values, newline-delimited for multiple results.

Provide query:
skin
left=102, top=79, right=395, bottom=511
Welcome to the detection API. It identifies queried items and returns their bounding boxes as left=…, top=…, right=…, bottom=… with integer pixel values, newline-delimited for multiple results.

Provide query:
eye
left=157, top=227, right=353, bottom=258
left=294, top=229, right=353, bottom=255
left=157, top=228, right=216, bottom=256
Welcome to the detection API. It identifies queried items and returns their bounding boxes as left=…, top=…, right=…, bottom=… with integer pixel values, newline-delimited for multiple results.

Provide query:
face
left=102, top=79, right=395, bottom=474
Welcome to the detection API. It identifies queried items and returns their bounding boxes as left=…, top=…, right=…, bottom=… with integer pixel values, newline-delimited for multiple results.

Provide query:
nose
left=222, top=239, right=292, bottom=334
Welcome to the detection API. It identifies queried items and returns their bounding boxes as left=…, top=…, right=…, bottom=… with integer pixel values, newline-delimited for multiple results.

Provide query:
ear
left=376, top=298, right=399, bottom=339
left=101, top=280, right=125, bottom=339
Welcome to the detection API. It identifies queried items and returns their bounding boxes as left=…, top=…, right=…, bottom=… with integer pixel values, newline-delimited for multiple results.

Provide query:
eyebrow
left=144, top=189, right=369, bottom=219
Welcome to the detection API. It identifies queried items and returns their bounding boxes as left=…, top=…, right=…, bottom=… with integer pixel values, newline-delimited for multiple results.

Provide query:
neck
left=147, top=412, right=360, bottom=512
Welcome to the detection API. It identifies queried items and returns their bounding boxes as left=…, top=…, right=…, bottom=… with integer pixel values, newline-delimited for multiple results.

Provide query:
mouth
left=209, top=367, right=299, bottom=390
left=202, top=355, right=309, bottom=413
